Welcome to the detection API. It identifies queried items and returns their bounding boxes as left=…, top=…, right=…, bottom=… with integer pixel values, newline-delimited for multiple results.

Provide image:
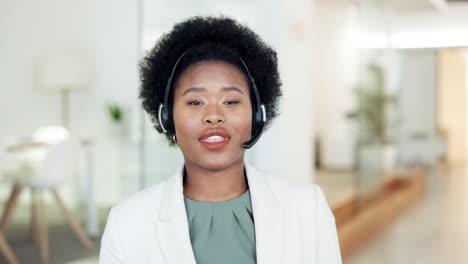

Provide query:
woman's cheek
left=234, top=115, right=252, bottom=140
left=177, top=115, right=197, bottom=137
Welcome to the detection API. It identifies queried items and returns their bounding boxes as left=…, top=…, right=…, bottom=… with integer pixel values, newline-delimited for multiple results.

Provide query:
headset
left=158, top=48, right=266, bottom=149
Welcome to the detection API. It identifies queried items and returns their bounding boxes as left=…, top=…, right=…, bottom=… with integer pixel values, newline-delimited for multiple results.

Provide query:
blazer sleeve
left=314, top=185, right=343, bottom=264
left=100, top=207, right=125, bottom=264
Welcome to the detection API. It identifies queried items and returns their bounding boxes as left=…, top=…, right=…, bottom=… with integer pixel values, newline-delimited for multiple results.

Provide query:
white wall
left=0, top=0, right=96, bottom=137
left=311, top=2, right=359, bottom=170
left=0, top=0, right=140, bottom=207
left=278, top=0, right=315, bottom=182
left=390, top=5, right=468, bottom=48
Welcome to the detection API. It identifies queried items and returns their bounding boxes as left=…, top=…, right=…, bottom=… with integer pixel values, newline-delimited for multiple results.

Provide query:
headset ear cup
left=254, top=109, right=261, bottom=132
left=251, top=104, right=266, bottom=138
left=260, top=104, right=266, bottom=123
left=158, top=104, right=168, bottom=133
left=254, top=104, right=266, bottom=131
left=243, top=104, right=266, bottom=149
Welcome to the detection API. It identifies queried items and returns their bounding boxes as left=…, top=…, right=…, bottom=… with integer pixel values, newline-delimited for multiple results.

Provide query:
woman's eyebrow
left=221, top=87, right=244, bottom=94
left=182, top=87, right=205, bottom=96
left=182, top=86, right=244, bottom=96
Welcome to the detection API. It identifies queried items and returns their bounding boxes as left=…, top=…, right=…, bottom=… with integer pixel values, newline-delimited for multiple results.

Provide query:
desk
left=6, top=141, right=48, bottom=152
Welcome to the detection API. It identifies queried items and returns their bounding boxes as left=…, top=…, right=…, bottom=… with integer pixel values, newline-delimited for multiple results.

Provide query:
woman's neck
left=182, top=159, right=248, bottom=202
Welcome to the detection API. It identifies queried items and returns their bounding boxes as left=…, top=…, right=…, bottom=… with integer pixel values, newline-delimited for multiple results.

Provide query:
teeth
left=203, top=135, right=225, bottom=142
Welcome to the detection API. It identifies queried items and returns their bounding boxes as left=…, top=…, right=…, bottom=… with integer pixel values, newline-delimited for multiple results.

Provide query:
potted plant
left=347, top=63, right=398, bottom=175
left=106, top=103, right=127, bottom=140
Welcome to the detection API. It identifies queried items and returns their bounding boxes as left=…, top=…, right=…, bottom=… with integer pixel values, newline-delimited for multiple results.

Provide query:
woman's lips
left=199, top=129, right=231, bottom=150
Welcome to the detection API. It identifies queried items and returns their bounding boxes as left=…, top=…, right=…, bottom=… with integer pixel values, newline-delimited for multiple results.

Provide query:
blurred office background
left=1, top=0, right=467, bottom=263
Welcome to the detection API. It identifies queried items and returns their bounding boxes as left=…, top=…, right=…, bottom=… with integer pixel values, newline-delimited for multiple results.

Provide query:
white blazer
left=99, top=164, right=342, bottom=264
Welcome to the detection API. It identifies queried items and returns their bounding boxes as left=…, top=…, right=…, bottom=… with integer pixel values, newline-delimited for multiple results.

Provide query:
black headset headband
left=159, top=47, right=266, bottom=149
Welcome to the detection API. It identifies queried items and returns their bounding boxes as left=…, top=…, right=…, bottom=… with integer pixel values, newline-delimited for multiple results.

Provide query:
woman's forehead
left=175, top=60, right=250, bottom=95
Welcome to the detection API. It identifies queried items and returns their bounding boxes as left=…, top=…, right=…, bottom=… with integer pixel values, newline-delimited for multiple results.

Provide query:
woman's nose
left=203, top=105, right=225, bottom=124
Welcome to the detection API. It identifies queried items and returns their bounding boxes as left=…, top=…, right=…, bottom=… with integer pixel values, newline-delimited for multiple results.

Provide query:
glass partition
left=355, top=0, right=400, bottom=207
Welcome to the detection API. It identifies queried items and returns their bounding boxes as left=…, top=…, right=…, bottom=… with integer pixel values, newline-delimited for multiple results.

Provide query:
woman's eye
left=224, top=101, right=240, bottom=105
left=188, top=101, right=203, bottom=106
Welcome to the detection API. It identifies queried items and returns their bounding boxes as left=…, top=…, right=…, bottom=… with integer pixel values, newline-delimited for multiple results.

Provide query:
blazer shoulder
left=100, top=179, right=171, bottom=263
left=261, top=170, right=328, bottom=207
left=110, top=179, right=168, bottom=220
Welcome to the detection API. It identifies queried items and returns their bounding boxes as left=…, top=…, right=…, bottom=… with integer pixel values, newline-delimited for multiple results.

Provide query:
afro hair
left=139, top=16, right=282, bottom=145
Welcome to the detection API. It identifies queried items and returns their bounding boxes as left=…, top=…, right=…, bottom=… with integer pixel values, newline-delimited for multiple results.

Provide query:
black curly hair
left=139, top=16, right=282, bottom=145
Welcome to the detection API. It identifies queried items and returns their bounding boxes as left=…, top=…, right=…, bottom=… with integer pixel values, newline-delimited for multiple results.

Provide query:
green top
left=183, top=190, right=257, bottom=264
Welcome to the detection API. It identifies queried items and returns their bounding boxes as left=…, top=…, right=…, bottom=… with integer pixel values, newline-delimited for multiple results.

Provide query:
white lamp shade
left=37, top=54, right=91, bottom=91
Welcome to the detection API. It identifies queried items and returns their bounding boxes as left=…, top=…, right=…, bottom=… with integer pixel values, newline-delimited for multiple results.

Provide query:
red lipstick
left=199, top=129, right=231, bottom=150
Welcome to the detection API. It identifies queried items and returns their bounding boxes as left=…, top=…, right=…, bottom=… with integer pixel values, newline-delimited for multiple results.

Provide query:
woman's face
left=173, top=60, right=252, bottom=171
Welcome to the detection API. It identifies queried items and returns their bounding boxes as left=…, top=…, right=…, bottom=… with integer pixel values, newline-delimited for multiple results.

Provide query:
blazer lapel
left=246, top=164, right=285, bottom=264
left=154, top=166, right=197, bottom=264
left=153, top=164, right=285, bottom=264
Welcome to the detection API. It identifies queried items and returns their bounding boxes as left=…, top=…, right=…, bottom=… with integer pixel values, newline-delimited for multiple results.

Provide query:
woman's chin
left=186, top=156, right=244, bottom=172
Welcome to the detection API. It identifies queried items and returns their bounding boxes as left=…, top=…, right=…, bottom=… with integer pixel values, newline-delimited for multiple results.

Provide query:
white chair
left=0, top=137, right=94, bottom=263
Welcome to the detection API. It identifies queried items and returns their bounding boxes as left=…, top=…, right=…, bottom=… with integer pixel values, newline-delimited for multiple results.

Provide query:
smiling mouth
left=200, top=135, right=226, bottom=143
left=199, top=130, right=231, bottom=150
left=199, top=136, right=230, bottom=150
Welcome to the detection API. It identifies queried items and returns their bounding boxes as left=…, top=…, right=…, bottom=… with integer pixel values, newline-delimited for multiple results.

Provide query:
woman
left=100, top=16, right=342, bottom=264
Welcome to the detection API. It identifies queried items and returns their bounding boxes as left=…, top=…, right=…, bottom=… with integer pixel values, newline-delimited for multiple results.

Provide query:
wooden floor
left=335, top=169, right=425, bottom=257
left=345, top=165, right=468, bottom=264
left=0, top=205, right=103, bottom=264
